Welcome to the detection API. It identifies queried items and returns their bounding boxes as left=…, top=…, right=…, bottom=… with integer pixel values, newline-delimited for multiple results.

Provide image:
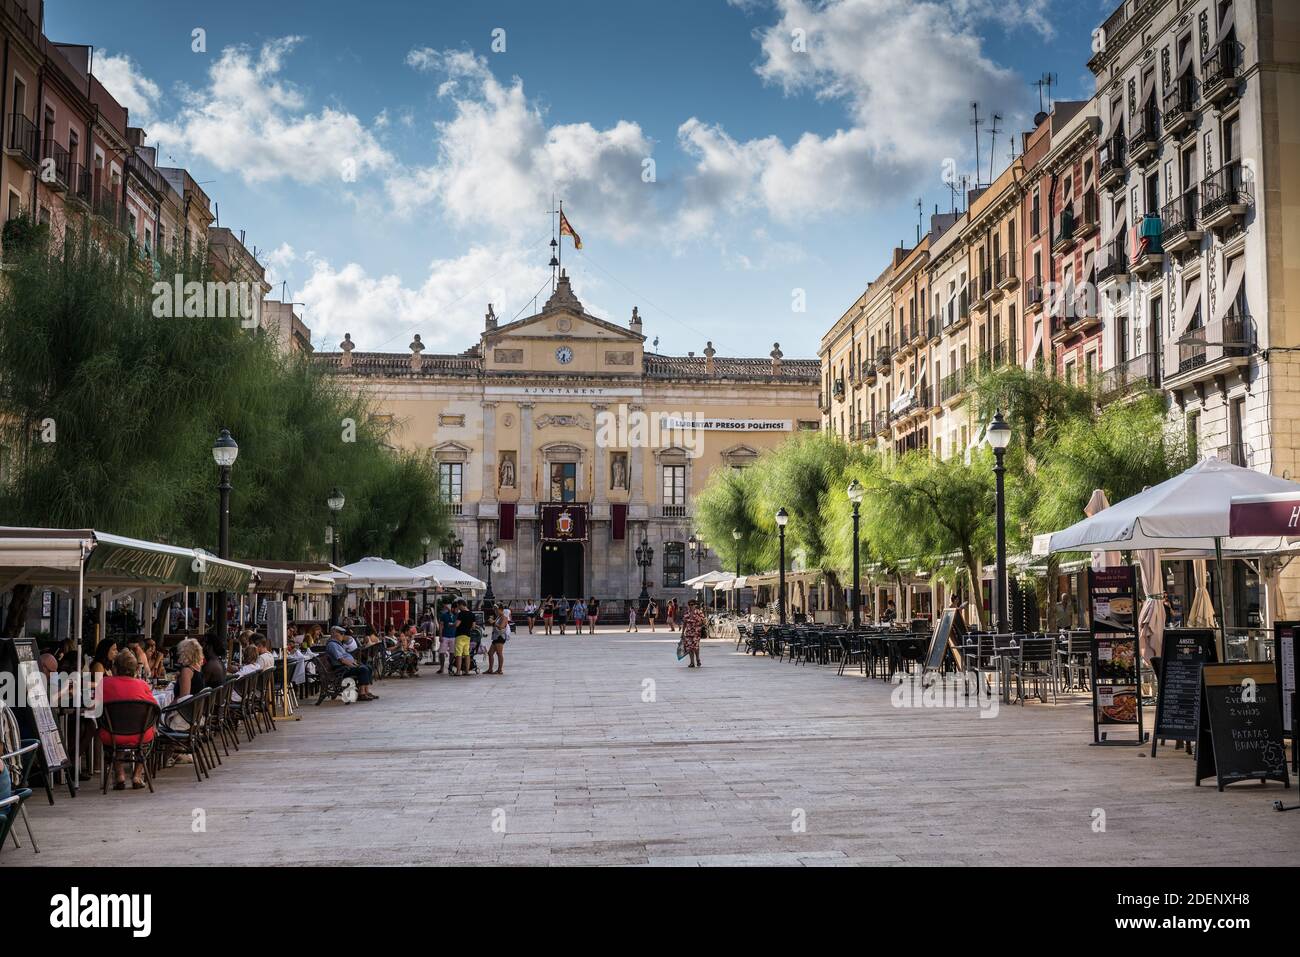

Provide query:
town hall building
left=319, top=272, right=820, bottom=605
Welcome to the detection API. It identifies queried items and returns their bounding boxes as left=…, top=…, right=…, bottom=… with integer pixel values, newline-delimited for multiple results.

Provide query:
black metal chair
left=96, top=700, right=160, bottom=794
left=0, top=740, right=39, bottom=855
left=156, top=690, right=213, bottom=783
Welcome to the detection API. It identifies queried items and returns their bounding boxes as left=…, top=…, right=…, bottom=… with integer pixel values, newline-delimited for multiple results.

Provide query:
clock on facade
left=555, top=346, right=574, bottom=364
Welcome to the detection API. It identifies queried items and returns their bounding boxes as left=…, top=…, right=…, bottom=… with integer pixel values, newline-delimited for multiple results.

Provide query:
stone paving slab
left=4, top=629, right=1298, bottom=866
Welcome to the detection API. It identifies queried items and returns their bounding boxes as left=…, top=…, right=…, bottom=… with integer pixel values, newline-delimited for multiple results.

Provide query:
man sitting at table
left=325, top=626, right=377, bottom=701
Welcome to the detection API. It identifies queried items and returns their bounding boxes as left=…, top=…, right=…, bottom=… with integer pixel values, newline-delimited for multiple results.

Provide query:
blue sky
left=48, top=0, right=1114, bottom=358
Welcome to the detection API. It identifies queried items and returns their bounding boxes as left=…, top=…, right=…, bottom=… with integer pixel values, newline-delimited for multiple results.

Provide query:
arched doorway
left=540, top=541, right=584, bottom=599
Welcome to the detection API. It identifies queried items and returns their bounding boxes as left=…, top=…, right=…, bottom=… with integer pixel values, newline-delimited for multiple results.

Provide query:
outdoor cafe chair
left=97, top=699, right=160, bottom=795
left=1005, top=636, right=1059, bottom=705
left=251, top=669, right=277, bottom=734
left=207, top=678, right=237, bottom=758
left=156, top=690, right=213, bottom=784
left=0, top=740, right=39, bottom=856
left=1057, top=631, right=1092, bottom=693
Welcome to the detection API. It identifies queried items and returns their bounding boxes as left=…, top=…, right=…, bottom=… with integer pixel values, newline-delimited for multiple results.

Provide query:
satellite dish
left=1034, top=111, right=1048, bottom=126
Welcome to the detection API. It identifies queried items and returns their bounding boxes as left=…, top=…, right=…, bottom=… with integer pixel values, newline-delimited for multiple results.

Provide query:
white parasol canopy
left=1044, top=459, right=1300, bottom=554
left=684, top=570, right=733, bottom=589
left=331, top=557, right=430, bottom=590
left=410, top=559, right=486, bottom=593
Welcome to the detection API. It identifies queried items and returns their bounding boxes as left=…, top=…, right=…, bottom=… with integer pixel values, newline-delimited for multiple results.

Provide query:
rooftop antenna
left=988, top=113, right=1002, bottom=184
left=970, top=102, right=983, bottom=188
left=915, top=197, right=923, bottom=243
left=1043, top=72, right=1058, bottom=112
left=959, top=173, right=970, bottom=212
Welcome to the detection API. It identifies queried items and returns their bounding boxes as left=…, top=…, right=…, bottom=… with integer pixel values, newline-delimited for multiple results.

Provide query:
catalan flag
left=559, top=209, right=582, bottom=249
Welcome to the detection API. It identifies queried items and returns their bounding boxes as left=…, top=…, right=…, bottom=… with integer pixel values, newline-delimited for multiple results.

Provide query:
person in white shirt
left=255, top=636, right=276, bottom=671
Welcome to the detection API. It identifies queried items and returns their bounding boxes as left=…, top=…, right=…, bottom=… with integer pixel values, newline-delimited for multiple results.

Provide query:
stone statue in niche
left=499, top=451, right=517, bottom=488
left=610, top=452, right=628, bottom=490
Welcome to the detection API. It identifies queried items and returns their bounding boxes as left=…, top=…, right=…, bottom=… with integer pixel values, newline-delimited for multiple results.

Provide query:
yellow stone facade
left=319, top=274, right=820, bottom=603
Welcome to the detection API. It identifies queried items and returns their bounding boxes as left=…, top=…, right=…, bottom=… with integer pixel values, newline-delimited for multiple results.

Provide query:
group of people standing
left=427, top=598, right=511, bottom=675
left=521, top=597, right=600, bottom=636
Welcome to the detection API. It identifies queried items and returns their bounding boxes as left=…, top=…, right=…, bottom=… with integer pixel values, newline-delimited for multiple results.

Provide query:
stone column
left=519, top=403, right=535, bottom=504
left=629, top=404, right=646, bottom=505
left=481, top=401, right=498, bottom=505
left=592, top=403, right=608, bottom=507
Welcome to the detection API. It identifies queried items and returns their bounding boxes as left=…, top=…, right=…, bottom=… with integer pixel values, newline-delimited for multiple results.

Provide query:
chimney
left=770, top=342, right=784, bottom=377
left=409, top=334, right=425, bottom=373
left=630, top=306, right=642, bottom=336
left=339, top=333, right=354, bottom=369
left=704, top=341, right=716, bottom=375
left=485, top=303, right=497, bottom=331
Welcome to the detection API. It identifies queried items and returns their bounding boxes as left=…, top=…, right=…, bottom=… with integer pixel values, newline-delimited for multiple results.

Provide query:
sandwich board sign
left=1195, top=663, right=1290, bottom=791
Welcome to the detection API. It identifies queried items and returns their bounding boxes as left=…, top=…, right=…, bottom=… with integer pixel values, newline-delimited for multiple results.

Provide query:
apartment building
left=1090, top=0, right=1298, bottom=473
left=965, top=161, right=1024, bottom=389
left=930, top=211, right=974, bottom=458
left=1041, top=102, right=1104, bottom=384
left=887, top=236, right=934, bottom=455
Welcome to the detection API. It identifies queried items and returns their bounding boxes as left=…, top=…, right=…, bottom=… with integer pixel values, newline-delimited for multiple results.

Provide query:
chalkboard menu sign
left=1195, top=663, right=1291, bottom=791
left=1152, top=629, right=1217, bottom=757
left=923, top=608, right=963, bottom=676
left=1274, top=621, right=1298, bottom=772
left=1088, top=566, right=1145, bottom=746
left=12, top=637, right=68, bottom=770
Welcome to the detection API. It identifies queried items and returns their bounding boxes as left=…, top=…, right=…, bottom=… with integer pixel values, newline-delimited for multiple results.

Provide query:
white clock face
left=555, top=346, right=574, bottom=364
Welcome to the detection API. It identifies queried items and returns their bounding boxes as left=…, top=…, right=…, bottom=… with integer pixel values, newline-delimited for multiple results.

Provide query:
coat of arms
left=555, top=508, right=575, bottom=537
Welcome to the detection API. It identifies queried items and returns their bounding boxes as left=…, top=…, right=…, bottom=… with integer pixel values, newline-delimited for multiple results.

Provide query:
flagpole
left=558, top=199, right=563, bottom=277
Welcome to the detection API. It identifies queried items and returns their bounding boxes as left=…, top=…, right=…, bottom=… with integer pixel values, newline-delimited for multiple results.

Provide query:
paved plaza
left=8, top=630, right=1299, bottom=867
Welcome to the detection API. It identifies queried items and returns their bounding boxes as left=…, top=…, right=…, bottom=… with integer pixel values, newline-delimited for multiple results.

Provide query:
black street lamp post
left=212, top=429, right=238, bottom=647
left=848, top=479, right=865, bottom=629
left=775, top=508, right=789, bottom=624
left=420, top=534, right=431, bottom=615
left=635, top=536, right=654, bottom=616
left=731, top=528, right=742, bottom=613
left=480, top=538, right=495, bottom=611
left=443, top=533, right=463, bottom=567
left=327, top=486, right=345, bottom=624
left=987, top=411, right=1012, bottom=633
left=687, top=533, right=709, bottom=578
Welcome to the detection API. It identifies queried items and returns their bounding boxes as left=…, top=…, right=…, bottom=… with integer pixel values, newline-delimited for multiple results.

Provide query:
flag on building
left=559, top=210, right=582, bottom=249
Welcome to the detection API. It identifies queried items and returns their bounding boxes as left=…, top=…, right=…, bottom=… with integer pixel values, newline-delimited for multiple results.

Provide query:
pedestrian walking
left=646, top=598, right=659, bottom=632
left=626, top=598, right=638, bottom=632
left=680, top=599, right=705, bottom=668
left=486, top=603, right=508, bottom=675
left=587, top=596, right=600, bottom=634
left=571, top=597, right=587, bottom=636
left=556, top=596, right=570, bottom=635
left=524, top=598, right=538, bottom=634
left=543, top=596, right=555, bottom=635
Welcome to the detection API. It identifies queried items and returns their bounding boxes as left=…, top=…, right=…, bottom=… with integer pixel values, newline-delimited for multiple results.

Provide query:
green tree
left=0, top=225, right=447, bottom=638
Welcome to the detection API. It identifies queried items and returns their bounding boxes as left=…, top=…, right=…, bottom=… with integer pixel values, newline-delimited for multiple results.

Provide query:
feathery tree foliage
left=0, top=225, right=446, bottom=636
left=694, top=365, right=1185, bottom=626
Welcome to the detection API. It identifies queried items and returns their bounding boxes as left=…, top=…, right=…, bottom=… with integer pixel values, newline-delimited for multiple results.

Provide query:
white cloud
left=92, top=51, right=161, bottom=123
left=387, top=49, right=656, bottom=240
left=149, top=37, right=392, bottom=186
left=297, top=243, right=554, bottom=352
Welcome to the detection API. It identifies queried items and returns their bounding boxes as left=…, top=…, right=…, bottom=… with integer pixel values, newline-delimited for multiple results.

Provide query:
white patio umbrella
left=1084, top=489, right=1123, bottom=571
left=331, top=557, right=430, bottom=590
left=684, top=570, right=732, bottom=588
left=1045, top=458, right=1300, bottom=655
left=409, top=559, right=486, bottom=593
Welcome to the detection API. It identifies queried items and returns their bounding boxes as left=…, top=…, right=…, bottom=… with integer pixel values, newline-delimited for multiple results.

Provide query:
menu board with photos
left=1152, top=629, right=1217, bottom=757
left=1195, top=662, right=1290, bottom=791
left=1087, top=566, right=1145, bottom=745
left=12, top=637, right=68, bottom=769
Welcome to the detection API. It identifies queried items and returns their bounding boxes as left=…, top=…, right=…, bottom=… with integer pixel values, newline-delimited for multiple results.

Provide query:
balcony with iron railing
left=856, top=419, right=876, bottom=442
left=1161, top=189, right=1202, bottom=253
left=5, top=112, right=39, bottom=168
left=1096, top=236, right=1131, bottom=286
left=1202, top=41, right=1240, bottom=106
left=873, top=410, right=891, bottom=436
left=995, top=252, right=1018, bottom=290
left=93, top=184, right=128, bottom=233
left=1052, top=207, right=1076, bottom=253
left=876, top=344, right=894, bottom=367
left=1162, top=74, right=1196, bottom=137
left=1090, top=2, right=1131, bottom=72
left=1130, top=213, right=1164, bottom=277
left=832, top=378, right=846, bottom=400
left=927, top=315, right=940, bottom=343
left=126, top=154, right=164, bottom=197
left=41, top=139, right=70, bottom=191
left=1076, top=191, right=1099, bottom=240
left=979, top=267, right=994, bottom=301
left=1200, top=160, right=1252, bottom=231
left=66, top=162, right=92, bottom=206
left=1165, top=312, right=1256, bottom=383
left=1127, top=104, right=1159, bottom=165
left=1098, top=134, right=1127, bottom=190
left=1025, top=275, right=1045, bottom=313
left=1099, top=352, right=1159, bottom=398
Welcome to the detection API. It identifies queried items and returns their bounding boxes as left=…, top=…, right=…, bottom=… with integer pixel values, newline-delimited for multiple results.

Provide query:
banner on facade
left=658, top=416, right=791, bottom=432
left=540, top=503, right=589, bottom=542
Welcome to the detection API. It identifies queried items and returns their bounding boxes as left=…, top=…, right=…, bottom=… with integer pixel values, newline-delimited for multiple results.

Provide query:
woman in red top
left=98, top=650, right=156, bottom=790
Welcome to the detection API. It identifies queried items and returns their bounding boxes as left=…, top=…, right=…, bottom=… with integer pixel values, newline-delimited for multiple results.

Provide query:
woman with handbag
left=680, top=599, right=706, bottom=668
